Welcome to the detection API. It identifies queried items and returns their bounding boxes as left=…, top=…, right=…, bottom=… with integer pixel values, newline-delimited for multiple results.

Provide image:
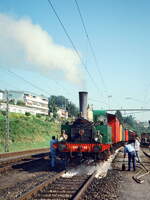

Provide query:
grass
left=0, top=112, right=61, bottom=153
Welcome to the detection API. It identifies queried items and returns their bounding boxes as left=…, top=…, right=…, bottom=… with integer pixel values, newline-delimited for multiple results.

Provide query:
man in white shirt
left=134, top=136, right=140, bottom=162
left=124, top=140, right=136, bottom=171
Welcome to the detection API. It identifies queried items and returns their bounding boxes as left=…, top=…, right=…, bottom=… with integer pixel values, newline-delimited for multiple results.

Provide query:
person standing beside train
left=50, top=136, right=58, bottom=170
left=124, top=140, right=136, bottom=171
left=134, top=136, right=141, bottom=162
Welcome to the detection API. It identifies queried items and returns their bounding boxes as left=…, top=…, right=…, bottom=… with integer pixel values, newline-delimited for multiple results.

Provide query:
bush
left=36, top=113, right=42, bottom=118
left=16, top=100, right=25, bottom=106
left=1, top=111, right=6, bottom=116
left=25, top=112, right=31, bottom=116
left=9, top=99, right=15, bottom=105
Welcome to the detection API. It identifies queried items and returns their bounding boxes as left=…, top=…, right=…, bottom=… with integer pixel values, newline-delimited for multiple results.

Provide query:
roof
left=93, top=110, right=107, bottom=116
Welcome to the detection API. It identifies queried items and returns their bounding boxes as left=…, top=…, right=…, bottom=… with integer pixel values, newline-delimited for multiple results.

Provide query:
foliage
left=48, top=95, right=58, bottom=118
left=66, top=102, right=78, bottom=117
left=9, top=99, right=15, bottom=105
left=36, top=113, right=42, bottom=118
left=25, top=112, right=31, bottom=116
left=123, top=115, right=147, bottom=135
left=16, top=100, right=25, bottom=106
left=48, top=95, right=78, bottom=118
left=115, top=110, right=123, bottom=124
left=0, top=110, right=6, bottom=116
left=0, top=100, right=5, bottom=104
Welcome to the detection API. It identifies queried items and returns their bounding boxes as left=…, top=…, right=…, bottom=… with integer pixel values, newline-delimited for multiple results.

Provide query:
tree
left=123, top=115, right=136, bottom=128
left=115, top=110, right=123, bottom=124
left=48, top=95, right=79, bottom=118
left=48, top=96, right=58, bottom=118
left=66, top=102, right=78, bottom=117
left=16, top=100, right=25, bottom=106
left=123, top=115, right=148, bottom=135
left=25, top=112, right=31, bottom=116
left=9, top=99, right=15, bottom=105
left=55, top=96, right=66, bottom=108
left=36, top=113, right=42, bottom=118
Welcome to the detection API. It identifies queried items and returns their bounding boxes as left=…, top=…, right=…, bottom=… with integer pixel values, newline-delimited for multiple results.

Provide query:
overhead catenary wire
left=1, top=67, right=78, bottom=105
left=4, top=68, right=51, bottom=97
left=88, top=97, right=109, bottom=105
left=122, top=111, right=150, bottom=115
left=39, top=72, right=76, bottom=97
left=74, top=0, right=108, bottom=93
left=47, top=0, right=101, bottom=94
left=0, top=78, right=20, bottom=91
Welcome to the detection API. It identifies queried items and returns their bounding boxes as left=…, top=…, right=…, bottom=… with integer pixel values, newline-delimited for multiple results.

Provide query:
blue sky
left=0, top=0, right=150, bottom=121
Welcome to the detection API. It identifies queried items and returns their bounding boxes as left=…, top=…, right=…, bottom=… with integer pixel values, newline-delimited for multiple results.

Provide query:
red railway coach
left=108, top=114, right=120, bottom=143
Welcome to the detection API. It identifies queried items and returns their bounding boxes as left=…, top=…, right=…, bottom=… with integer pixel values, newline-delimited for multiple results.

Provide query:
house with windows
left=0, top=90, right=48, bottom=115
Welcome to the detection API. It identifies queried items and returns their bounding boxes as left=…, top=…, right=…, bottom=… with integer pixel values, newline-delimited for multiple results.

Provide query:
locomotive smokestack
left=79, top=91, right=88, bottom=119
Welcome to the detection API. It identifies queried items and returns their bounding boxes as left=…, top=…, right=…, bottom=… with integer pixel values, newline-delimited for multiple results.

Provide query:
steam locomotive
left=55, top=92, right=130, bottom=160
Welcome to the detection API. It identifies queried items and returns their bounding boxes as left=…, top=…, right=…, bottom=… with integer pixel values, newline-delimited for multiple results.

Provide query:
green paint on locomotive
left=93, top=110, right=112, bottom=144
left=93, top=110, right=107, bottom=122
left=122, top=127, right=125, bottom=141
left=61, top=124, right=71, bottom=134
left=95, top=125, right=112, bottom=144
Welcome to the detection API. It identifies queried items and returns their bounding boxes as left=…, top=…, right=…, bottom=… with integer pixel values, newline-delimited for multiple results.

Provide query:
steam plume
left=0, top=14, right=84, bottom=85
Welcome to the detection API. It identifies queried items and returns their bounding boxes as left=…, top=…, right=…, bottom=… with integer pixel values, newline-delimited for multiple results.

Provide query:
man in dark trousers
left=124, top=140, right=136, bottom=171
left=50, top=136, right=58, bottom=170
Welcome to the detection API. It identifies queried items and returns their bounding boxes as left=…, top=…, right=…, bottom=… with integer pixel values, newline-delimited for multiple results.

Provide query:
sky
left=0, top=0, right=150, bottom=121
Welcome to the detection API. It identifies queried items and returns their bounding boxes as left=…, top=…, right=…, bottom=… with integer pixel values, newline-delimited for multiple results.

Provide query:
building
left=0, top=90, right=69, bottom=118
left=23, top=93, right=48, bottom=113
left=0, top=103, right=48, bottom=115
left=0, top=90, right=4, bottom=100
left=87, top=104, right=93, bottom=121
left=0, top=90, right=48, bottom=115
left=57, top=108, right=68, bottom=119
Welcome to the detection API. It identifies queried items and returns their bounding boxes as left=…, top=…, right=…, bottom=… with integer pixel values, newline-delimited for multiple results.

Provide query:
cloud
left=0, top=13, right=84, bottom=85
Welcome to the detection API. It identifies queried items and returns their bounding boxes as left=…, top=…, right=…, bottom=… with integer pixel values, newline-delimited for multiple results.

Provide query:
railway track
left=0, top=148, right=121, bottom=200
left=16, top=170, right=96, bottom=200
left=0, top=148, right=49, bottom=159
left=0, top=148, right=49, bottom=173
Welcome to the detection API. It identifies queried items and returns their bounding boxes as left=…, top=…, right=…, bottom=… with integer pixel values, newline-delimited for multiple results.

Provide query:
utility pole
left=4, top=90, right=9, bottom=152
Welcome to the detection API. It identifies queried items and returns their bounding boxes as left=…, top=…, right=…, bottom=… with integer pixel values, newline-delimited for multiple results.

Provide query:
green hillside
left=0, top=112, right=60, bottom=152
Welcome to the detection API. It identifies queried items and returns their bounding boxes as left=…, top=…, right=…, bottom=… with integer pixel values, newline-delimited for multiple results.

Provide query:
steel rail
left=73, top=171, right=97, bottom=200
left=0, top=156, right=47, bottom=174
left=143, top=151, right=150, bottom=158
left=132, top=150, right=150, bottom=184
left=16, top=170, right=65, bottom=200
left=0, top=148, right=49, bottom=159
left=0, top=148, right=49, bottom=174
left=16, top=171, right=96, bottom=200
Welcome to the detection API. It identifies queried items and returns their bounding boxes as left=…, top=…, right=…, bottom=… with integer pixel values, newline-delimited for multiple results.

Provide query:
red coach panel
left=108, top=114, right=120, bottom=143
left=116, top=118, right=120, bottom=142
left=125, top=129, right=129, bottom=142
